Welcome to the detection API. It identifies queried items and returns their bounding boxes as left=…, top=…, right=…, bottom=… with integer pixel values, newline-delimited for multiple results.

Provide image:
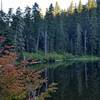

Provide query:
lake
left=44, top=61, right=100, bottom=100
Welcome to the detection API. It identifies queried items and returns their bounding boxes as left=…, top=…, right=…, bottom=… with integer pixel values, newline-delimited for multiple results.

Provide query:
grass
left=23, top=52, right=65, bottom=62
left=22, top=52, right=100, bottom=63
left=67, top=55, right=100, bottom=62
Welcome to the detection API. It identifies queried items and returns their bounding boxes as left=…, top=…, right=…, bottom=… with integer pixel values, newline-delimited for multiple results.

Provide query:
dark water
left=46, top=62, right=100, bottom=100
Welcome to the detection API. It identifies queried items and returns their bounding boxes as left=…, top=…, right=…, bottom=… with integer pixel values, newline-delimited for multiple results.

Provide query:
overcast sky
left=2, top=0, right=88, bottom=13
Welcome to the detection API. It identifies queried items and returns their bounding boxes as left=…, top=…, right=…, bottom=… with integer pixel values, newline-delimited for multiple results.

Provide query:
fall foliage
left=0, top=45, right=56, bottom=100
left=0, top=52, right=44, bottom=99
left=0, top=34, right=57, bottom=100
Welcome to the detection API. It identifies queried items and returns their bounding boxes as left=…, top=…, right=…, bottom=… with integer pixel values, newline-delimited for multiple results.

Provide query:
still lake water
left=45, top=61, right=100, bottom=100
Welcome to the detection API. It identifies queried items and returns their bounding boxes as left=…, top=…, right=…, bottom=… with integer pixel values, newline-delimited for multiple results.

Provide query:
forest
left=0, top=0, right=100, bottom=56
left=0, top=0, right=100, bottom=99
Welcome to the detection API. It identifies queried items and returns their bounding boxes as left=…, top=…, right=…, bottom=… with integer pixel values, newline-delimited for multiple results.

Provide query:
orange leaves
left=0, top=61, right=44, bottom=99
left=2, top=64, right=17, bottom=83
left=0, top=50, right=47, bottom=99
left=0, top=52, right=16, bottom=65
left=0, top=64, right=17, bottom=87
left=7, top=80, right=26, bottom=96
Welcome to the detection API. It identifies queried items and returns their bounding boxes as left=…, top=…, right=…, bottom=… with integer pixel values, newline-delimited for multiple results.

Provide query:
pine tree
left=88, top=0, right=96, bottom=9
left=6, top=8, right=13, bottom=27
left=97, top=0, right=100, bottom=55
left=45, top=4, right=55, bottom=52
left=0, top=10, right=6, bottom=35
left=81, top=6, right=90, bottom=54
left=75, top=23, right=82, bottom=55
left=23, top=6, right=32, bottom=52
left=54, top=11, right=65, bottom=52
left=68, top=8, right=78, bottom=54
left=88, top=7, right=97, bottom=55
left=78, top=0, right=83, bottom=13
left=68, top=0, right=74, bottom=14
left=58, top=12, right=67, bottom=52
left=44, top=9, right=48, bottom=55
left=11, top=7, right=25, bottom=54
left=54, top=2, right=61, bottom=15
left=0, top=1, right=99, bottom=56
left=32, top=3, right=42, bottom=52
left=5, top=8, right=14, bottom=43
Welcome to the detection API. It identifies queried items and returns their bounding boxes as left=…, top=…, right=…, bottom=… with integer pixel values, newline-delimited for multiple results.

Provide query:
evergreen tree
left=0, top=10, right=7, bottom=35
left=32, top=3, right=42, bottom=52
left=78, top=0, right=83, bottom=13
left=88, top=0, right=96, bottom=9
left=88, top=7, right=97, bottom=55
left=0, top=1, right=99, bottom=56
left=45, top=4, right=55, bottom=52
left=6, top=8, right=13, bottom=27
left=11, top=7, right=25, bottom=53
left=68, top=0, right=74, bottom=14
left=5, top=8, right=14, bottom=43
left=97, top=0, right=100, bottom=55
left=23, top=6, right=32, bottom=52
left=75, top=23, right=82, bottom=55
left=54, top=11, right=65, bottom=52
left=81, top=6, right=90, bottom=55
left=54, top=2, right=61, bottom=15
left=68, top=8, right=78, bottom=54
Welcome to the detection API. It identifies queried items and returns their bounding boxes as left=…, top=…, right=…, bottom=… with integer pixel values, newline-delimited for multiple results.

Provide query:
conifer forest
left=0, top=0, right=100, bottom=100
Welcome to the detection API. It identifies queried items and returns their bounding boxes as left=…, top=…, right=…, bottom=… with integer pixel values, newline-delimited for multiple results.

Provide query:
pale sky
left=2, top=0, right=88, bottom=13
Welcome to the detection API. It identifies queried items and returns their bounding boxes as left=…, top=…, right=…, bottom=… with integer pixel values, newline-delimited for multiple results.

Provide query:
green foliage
left=63, top=53, right=75, bottom=60
left=67, top=55, right=100, bottom=62
left=88, top=0, right=97, bottom=9
left=23, top=52, right=65, bottom=62
left=54, top=2, right=61, bottom=15
left=0, top=1, right=100, bottom=58
left=68, top=0, right=75, bottom=14
left=78, top=0, right=83, bottom=13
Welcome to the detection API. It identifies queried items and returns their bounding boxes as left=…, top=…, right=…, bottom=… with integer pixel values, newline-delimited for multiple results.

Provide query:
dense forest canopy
left=0, top=0, right=100, bottom=56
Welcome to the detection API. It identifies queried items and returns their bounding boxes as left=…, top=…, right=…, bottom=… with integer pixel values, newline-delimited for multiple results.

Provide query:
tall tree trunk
left=84, top=31, right=87, bottom=55
left=44, top=31, right=48, bottom=56
left=36, top=33, right=40, bottom=53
